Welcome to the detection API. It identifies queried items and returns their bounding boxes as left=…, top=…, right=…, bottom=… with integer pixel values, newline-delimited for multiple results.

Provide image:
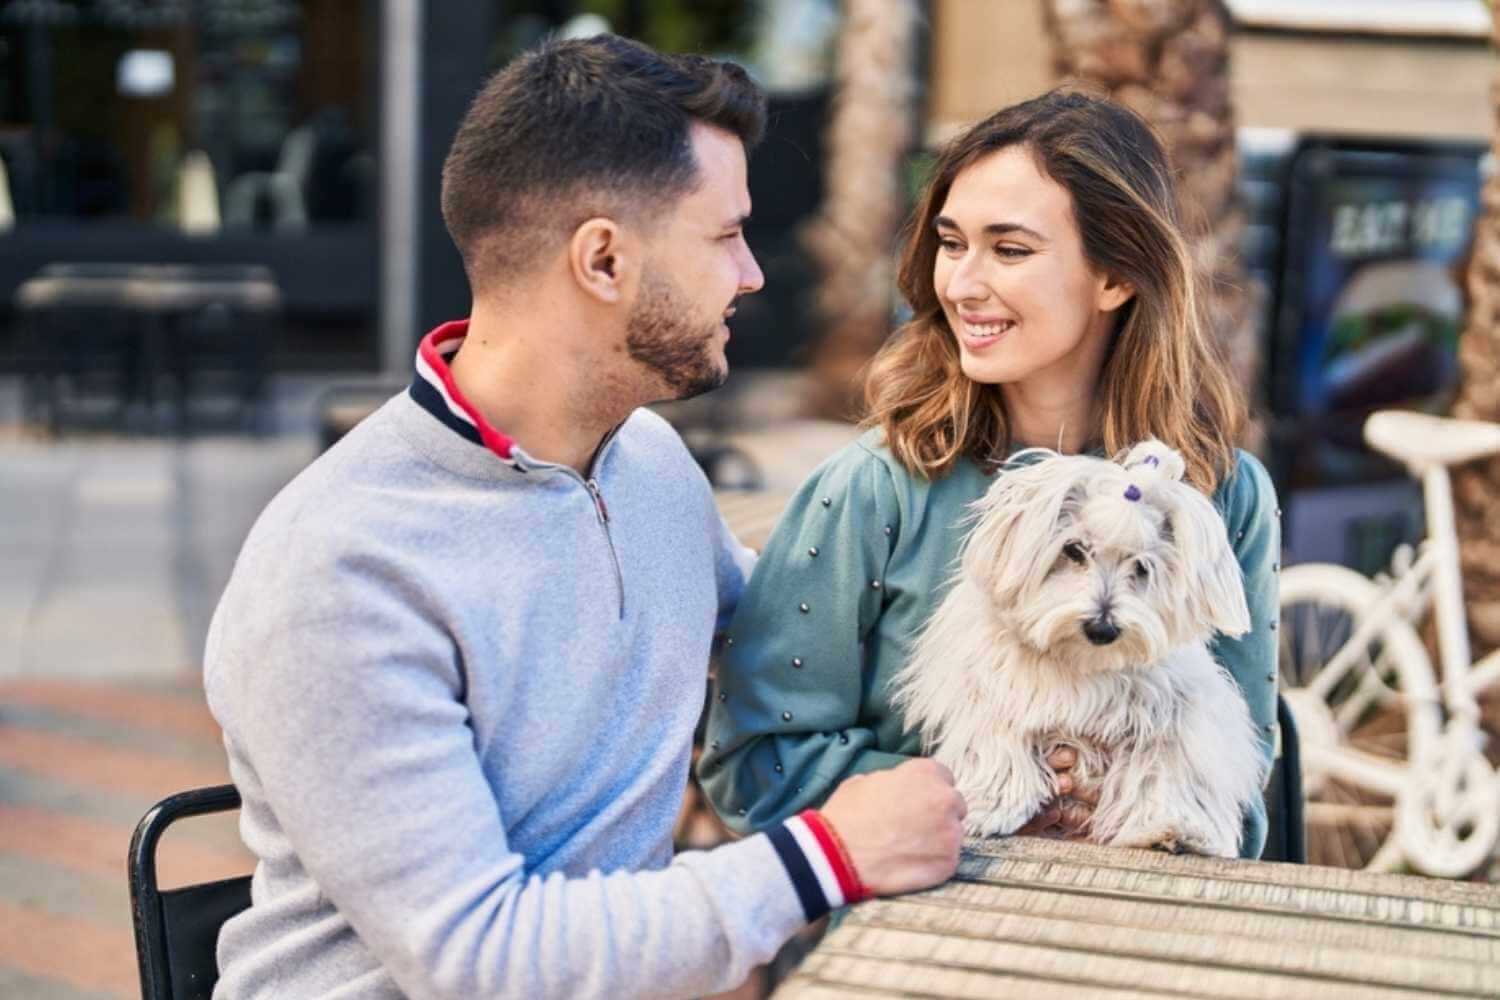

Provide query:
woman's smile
left=958, top=317, right=1015, bottom=352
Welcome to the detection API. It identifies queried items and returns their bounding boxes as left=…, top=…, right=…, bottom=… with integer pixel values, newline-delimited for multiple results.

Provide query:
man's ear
left=568, top=217, right=636, bottom=305
left=1096, top=272, right=1136, bottom=314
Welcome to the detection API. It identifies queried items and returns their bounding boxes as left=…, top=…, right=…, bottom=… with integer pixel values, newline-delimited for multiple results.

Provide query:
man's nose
left=739, top=242, right=765, bottom=295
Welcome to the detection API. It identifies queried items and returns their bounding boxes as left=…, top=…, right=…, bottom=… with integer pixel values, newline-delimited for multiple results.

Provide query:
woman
left=698, top=89, right=1280, bottom=858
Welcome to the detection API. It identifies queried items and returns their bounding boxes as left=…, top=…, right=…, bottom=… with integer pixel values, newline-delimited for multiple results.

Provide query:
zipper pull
left=585, top=478, right=610, bottom=523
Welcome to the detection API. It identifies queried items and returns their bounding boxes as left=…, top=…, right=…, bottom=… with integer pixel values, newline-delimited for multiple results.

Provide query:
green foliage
left=579, top=0, right=752, bottom=55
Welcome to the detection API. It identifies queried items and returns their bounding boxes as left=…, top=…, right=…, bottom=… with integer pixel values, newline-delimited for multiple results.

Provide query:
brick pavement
left=0, top=674, right=249, bottom=999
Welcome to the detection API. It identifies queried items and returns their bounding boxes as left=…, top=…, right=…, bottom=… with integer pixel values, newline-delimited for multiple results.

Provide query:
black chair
left=129, top=785, right=251, bottom=1000
left=1261, top=694, right=1307, bottom=864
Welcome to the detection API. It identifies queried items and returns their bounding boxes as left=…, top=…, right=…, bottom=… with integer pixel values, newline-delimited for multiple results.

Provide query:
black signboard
left=1266, top=137, right=1484, bottom=570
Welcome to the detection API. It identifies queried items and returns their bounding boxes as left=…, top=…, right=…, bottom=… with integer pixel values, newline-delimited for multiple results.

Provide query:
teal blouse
left=698, top=430, right=1282, bottom=858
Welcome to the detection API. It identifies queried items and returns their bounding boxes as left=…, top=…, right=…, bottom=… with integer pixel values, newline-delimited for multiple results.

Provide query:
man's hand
left=1017, top=745, right=1099, bottom=840
left=819, top=758, right=966, bottom=897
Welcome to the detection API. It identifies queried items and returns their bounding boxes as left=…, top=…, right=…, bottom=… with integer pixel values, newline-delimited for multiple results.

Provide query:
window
left=0, top=0, right=375, bottom=231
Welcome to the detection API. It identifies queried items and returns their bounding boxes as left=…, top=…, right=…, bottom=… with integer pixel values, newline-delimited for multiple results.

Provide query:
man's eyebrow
left=723, top=213, right=752, bottom=230
left=933, top=215, right=1046, bottom=242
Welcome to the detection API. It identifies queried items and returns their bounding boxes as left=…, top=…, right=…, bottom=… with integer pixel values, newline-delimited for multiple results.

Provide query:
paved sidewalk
left=1, top=435, right=316, bottom=682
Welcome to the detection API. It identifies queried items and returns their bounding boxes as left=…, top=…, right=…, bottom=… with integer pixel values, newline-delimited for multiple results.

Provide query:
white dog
left=892, top=440, right=1268, bottom=857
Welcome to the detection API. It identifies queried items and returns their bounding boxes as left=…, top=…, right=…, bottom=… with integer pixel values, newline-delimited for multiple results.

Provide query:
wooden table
left=773, top=836, right=1500, bottom=999
left=715, top=489, right=794, bottom=552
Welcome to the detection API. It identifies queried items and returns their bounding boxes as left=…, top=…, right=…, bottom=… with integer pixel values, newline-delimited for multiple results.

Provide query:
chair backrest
left=1261, top=694, right=1307, bottom=864
left=129, top=785, right=251, bottom=1000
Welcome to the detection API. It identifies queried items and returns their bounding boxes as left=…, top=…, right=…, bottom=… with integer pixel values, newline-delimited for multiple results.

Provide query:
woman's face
left=932, top=145, right=1132, bottom=388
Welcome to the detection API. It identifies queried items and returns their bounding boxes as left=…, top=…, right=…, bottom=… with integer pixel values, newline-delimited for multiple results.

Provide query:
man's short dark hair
left=441, top=34, right=767, bottom=293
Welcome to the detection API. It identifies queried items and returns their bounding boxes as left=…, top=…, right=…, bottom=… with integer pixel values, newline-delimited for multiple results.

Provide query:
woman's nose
left=942, top=252, right=987, bottom=305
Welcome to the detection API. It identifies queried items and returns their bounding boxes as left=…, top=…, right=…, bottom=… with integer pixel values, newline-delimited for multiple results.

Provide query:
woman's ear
left=1096, top=273, right=1136, bottom=314
left=568, top=217, right=636, bottom=304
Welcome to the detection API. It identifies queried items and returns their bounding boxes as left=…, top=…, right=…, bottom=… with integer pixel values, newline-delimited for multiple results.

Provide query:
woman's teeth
left=966, top=320, right=1013, bottom=338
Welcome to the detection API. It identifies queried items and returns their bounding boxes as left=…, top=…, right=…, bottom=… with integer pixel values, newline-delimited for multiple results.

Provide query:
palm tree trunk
left=1450, top=10, right=1500, bottom=656
left=804, top=0, right=920, bottom=419
left=1043, top=0, right=1257, bottom=396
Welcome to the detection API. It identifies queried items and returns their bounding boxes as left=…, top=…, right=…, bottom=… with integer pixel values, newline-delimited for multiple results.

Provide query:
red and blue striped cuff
left=766, top=810, right=870, bottom=921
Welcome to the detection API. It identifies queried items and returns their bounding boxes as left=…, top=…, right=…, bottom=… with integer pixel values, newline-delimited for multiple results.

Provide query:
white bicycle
left=1278, top=409, right=1500, bottom=877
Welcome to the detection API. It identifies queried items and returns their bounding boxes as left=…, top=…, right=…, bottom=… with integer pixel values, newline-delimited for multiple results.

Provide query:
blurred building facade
left=927, top=0, right=1490, bottom=143
left=0, top=0, right=857, bottom=382
left=0, top=1, right=1491, bottom=430
left=0, top=0, right=384, bottom=370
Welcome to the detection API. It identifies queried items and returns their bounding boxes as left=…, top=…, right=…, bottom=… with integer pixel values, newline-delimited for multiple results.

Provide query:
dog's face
left=962, top=441, right=1249, bottom=674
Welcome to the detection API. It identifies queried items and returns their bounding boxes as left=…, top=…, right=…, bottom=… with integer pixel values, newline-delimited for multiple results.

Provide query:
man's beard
left=625, top=270, right=728, bottom=401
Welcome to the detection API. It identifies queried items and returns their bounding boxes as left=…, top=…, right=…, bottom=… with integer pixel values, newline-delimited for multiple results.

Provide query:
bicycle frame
left=1282, top=410, right=1500, bottom=875
left=1416, top=458, right=1500, bottom=701
left=1288, top=463, right=1482, bottom=808
left=1301, top=544, right=1436, bottom=708
left=1320, top=462, right=1496, bottom=720
left=1418, top=463, right=1486, bottom=721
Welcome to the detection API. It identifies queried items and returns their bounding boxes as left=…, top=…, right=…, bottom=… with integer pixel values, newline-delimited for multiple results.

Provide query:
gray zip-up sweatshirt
left=204, top=322, right=850, bottom=999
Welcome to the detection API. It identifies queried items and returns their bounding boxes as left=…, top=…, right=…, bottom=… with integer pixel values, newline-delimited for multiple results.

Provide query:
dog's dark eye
left=1133, top=560, right=1151, bottom=582
left=1062, top=542, right=1087, bottom=565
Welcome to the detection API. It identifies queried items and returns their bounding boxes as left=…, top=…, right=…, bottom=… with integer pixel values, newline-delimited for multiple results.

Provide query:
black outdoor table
left=16, top=263, right=280, bottom=432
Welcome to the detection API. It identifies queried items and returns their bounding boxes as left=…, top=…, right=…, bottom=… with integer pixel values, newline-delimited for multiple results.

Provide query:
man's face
left=627, top=122, right=764, bottom=401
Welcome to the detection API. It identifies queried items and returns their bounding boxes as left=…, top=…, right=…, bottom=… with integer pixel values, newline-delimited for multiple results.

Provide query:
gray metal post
left=379, top=0, right=423, bottom=378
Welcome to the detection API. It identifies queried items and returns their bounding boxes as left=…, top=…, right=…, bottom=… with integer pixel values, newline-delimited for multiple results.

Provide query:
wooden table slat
left=965, top=837, right=1500, bottom=909
left=919, top=878, right=1500, bottom=963
left=956, top=854, right=1500, bottom=937
left=786, top=953, right=1186, bottom=1000
left=815, top=925, right=1438, bottom=1000
left=851, top=895, right=1497, bottom=995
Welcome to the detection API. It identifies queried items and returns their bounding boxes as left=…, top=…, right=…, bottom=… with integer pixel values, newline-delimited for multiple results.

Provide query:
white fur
left=892, top=440, right=1268, bottom=857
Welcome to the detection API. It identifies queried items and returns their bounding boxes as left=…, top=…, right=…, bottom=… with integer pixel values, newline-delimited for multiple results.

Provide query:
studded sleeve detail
left=699, top=443, right=908, bottom=835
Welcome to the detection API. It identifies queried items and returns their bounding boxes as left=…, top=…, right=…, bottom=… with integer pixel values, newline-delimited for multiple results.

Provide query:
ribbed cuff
left=764, top=809, right=870, bottom=921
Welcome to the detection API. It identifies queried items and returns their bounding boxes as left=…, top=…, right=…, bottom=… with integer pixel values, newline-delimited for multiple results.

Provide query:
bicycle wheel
left=1278, top=563, right=1443, bottom=871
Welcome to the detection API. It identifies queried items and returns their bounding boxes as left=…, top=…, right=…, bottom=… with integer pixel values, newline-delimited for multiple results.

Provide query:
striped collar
left=409, top=320, right=527, bottom=470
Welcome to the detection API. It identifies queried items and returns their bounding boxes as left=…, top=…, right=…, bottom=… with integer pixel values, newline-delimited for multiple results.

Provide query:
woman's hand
left=1017, top=746, right=1099, bottom=840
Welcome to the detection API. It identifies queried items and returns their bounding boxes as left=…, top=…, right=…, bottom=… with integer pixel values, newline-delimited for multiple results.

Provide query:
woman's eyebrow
left=933, top=215, right=1046, bottom=242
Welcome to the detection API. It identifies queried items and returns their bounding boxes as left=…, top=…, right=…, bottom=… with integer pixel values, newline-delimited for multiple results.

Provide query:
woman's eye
left=937, top=237, right=964, bottom=253
left=996, top=245, right=1031, bottom=259
left=1062, top=542, right=1087, bottom=565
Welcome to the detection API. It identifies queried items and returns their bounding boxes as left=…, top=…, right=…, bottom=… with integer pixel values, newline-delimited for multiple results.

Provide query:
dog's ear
left=1121, top=438, right=1187, bottom=484
left=962, top=451, right=1095, bottom=607
left=1160, top=482, right=1251, bottom=638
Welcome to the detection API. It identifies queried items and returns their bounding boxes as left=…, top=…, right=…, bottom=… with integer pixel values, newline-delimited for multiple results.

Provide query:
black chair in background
left=1262, top=694, right=1307, bottom=864
left=129, top=785, right=251, bottom=1000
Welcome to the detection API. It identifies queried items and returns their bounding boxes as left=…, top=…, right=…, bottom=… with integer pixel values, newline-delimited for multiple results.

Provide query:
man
left=204, top=34, right=966, bottom=999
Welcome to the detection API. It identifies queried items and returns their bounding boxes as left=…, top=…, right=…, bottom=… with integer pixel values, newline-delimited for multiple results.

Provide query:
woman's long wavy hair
left=864, top=88, right=1244, bottom=491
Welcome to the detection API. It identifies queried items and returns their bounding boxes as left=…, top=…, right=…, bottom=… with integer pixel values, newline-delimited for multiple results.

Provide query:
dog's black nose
left=1083, top=618, right=1120, bottom=646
